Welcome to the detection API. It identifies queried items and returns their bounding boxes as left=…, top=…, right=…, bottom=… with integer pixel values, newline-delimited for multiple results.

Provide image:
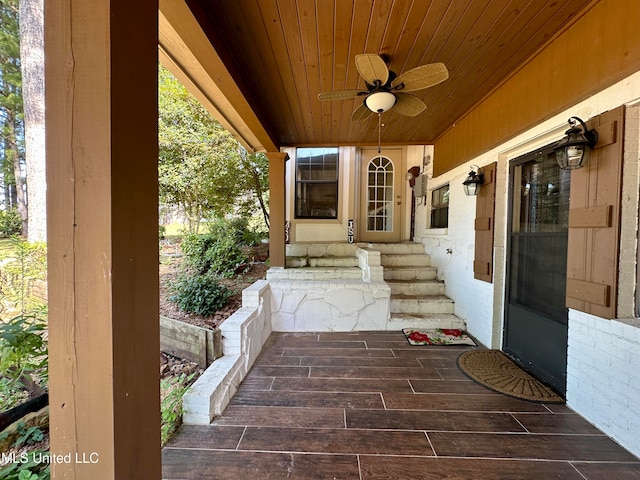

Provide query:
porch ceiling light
left=365, top=91, right=397, bottom=113
left=462, top=165, right=484, bottom=196
left=554, top=116, right=598, bottom=170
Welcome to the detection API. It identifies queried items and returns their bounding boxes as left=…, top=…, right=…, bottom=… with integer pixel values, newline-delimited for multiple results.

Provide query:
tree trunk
left=250, top=164, right=270, bottom=229
left=20, top=0, right=46, bottom=242
left=6, top=115, right=28, bottom=236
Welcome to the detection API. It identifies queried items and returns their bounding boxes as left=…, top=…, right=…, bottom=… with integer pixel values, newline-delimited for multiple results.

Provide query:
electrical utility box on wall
left=413, top=174, right=428, bottom=197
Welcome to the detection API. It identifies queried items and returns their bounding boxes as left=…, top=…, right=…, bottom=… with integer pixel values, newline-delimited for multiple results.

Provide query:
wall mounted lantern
left=406, top=166, right=420, bottom=183
left=554, top=116, right=598, bottom=170
left=462, top=165, right=484, bottom=196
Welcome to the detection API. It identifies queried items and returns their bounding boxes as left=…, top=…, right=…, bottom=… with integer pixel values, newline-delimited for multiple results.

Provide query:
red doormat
left=403, top=328, right=476, bottom=346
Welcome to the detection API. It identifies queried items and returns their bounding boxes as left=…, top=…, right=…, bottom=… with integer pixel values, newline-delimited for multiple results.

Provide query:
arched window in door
left=366, top=156, right=394, bottom=232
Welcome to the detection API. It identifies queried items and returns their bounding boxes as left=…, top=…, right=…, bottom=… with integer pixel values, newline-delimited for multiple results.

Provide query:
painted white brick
left=183, top=281, right=272, bottom=424
left=567, top=310, right=640, bottom=458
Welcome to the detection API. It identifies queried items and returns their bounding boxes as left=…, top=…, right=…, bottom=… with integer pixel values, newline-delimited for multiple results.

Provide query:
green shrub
left=160, top=373, right=195, bottom=446
left=0, top=238, right=48, bottom=315
left=168, top=272, right=232, bottom=316
left=181, top=219, right=249, bottom=277
left=242, top=228, right=267, bottom=247
left=179, top=232, right=210, bottom=273
left=0, top=208, right=22, bottom=237
left=0, top=449, right=50, bottom=479
left=0, top=376, right=28, bottom=411
left=203, top=235, right=248, bottom=277
left=0, top=313, right=48, bottom=391
left=208, top=217, right=248, bottom=245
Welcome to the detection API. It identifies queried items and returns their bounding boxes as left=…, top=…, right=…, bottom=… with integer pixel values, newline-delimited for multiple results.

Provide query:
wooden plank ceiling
left=184, top=0, right=594, bottom=150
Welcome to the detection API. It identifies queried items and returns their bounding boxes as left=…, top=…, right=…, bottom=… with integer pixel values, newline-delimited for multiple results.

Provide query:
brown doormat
left=457, top=350, right=564, bottom=403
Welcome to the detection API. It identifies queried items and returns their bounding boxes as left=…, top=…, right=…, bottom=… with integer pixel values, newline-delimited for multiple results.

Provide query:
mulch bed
left=1, top=245, right=268, bottom=459
left=159, top=247, right=269, bottom=331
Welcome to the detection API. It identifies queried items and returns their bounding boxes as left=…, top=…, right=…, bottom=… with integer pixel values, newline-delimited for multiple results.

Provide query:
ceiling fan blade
left=351, top=102, right=372, bottom=122
left=392, top=93, right=426, bottom=116
left=355, top=54, right=389, bottom=86
left=391, top=62, right=449, bottom=92
left=317, top=89, right=365, bottom=101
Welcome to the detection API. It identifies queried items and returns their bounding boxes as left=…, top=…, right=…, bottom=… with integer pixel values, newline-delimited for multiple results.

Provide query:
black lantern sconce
left=554, top=116, right=598, bottom=170
left=462, top=165, right=484, bottom=196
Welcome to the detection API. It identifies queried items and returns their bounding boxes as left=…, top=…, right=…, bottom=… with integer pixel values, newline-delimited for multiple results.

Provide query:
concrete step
left=359, top=242, right=425, bottom=255
left=285, top=256, right=359, bottom=268
left=390, top=295, right=455, bottom=315
left=389, top=313, right=466, bottom=330
left=386, top=279, right=445, bottom=296
left=287, top=243, right=359, bottom=258
left=308, top=256, right=359, bottom=267
left=383, top=266, right=437, bottom=281
left=381, top=254, right=431, bottom=267
left=266, top=267, right=362, bottom=280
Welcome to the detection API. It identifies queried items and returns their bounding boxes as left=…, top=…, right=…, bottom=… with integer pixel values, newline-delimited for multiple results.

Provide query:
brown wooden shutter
left=566, top=106, right=624, bottom=319
left=474, top=162, right=497, bottom=282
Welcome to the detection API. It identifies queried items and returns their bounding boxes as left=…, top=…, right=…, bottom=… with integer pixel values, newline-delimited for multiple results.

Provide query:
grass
left=162, top=223, right=185, bottom=237
left=0, top=237, right=15, bottom=254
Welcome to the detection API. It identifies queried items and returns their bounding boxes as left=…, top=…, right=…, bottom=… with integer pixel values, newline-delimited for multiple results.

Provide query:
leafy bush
left=208, top=217, right=248, bottom=245
left=0, top=208, right=21, bottom=237
left=0, top=376, right=28, bottom=411
left=11, top=422, right=45, bottom=448
left=0, top=449, right=50, bottom=479
left=0, top=238, right=48, bottom=315
left=180, top=233, right=211, bottom=274
left=168, top=272, right=232, bottom=316
left=0, top=313, right=48, bottom=401
left=242, top=228, right=268, bottom=247
left=181, top=218, right=248, bottom=277
left=203, top=236, right=248, bottom=277
left=160, top=373, right=195, bottom=446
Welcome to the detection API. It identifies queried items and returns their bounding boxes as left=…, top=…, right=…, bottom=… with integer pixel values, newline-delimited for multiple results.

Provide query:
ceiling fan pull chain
left=377, top=113, right=382, bottom=154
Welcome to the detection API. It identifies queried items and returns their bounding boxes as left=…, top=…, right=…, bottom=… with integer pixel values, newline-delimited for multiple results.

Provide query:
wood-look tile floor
left=162, top=331, right=640, bottom=479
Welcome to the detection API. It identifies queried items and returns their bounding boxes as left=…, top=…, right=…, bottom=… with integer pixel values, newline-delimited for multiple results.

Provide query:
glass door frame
left=503, top=143, right=570, bottom=395
left=358, top=148, right=404, bottom=243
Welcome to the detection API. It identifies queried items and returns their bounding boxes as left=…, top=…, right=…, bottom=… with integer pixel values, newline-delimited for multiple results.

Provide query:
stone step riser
left=388, top=282, right=445, bottom=296
left=384, top=268, right=437, bottom=281
left=381, top=254, right=431, bottom=267
left=390, top=298, right=455, bottom=315
left=389, top=314, right=466, bottom=330
left=360, top=243, right=426, bottom=255
left=308, top=257, right=359, bottom=267
left=286, top=257, right=359, bottom=268
left=267, top=268, right=362, bottom=280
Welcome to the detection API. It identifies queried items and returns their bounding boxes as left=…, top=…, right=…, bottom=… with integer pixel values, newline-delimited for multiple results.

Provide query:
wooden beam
left=267, top=152, right=289, bottom=268
left=45, top=0, right=160, bottom=478
left=159, top=0, right=279, bottom=153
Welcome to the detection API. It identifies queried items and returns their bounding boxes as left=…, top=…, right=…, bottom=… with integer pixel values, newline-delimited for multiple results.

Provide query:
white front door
left=359, top=148, right=403, bottom=242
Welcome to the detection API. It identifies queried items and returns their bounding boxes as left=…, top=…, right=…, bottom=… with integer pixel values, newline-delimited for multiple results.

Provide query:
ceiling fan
left=317, top=53, right=449, bottom=122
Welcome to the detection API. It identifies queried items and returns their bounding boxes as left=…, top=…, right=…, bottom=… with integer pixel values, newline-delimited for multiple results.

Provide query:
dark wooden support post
left=266, top=152, right=288, bottom=268
left=45, top=1, right=160, bottom=478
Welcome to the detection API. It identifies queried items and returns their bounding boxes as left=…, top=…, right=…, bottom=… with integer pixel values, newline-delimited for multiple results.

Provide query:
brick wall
left=416, top=162, right=497, bottom=348
left=567, top=310, right=640, bottom=457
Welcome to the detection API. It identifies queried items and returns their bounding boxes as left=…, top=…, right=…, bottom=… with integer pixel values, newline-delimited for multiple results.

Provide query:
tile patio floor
left=162, top=331, right=640, bottom=479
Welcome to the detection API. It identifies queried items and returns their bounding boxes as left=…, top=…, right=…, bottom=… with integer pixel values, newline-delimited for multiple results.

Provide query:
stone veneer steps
left=268, top=243, right=363, bottom=280
left=371, top=243, right=465, bottom=330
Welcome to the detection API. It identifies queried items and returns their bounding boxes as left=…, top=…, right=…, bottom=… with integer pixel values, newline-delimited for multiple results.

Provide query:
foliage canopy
left=158, top=65, right=269, bottom=232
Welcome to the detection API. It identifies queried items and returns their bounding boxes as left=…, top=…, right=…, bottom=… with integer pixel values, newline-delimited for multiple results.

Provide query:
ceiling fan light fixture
left=365, top=91, right=396, bottom=113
